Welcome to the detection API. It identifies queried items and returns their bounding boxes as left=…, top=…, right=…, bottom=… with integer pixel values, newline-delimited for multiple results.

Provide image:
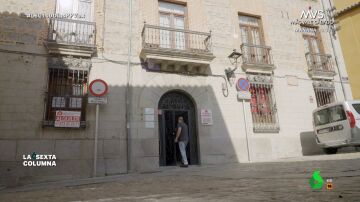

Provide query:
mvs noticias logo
left=22, top=152, right=57, bottom=167
left=290, top=7, right=335, bottom=33
left=300, top=7, right=326, bottom=20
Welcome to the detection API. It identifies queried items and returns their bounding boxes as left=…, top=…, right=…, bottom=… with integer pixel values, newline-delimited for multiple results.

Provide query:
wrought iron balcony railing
left=240, top=43, right=274, bottom=67
left=305, top=53, right=336, bottom=76
left=48, top=18, right=96, bottom=47
left=142, top=24, right=212, bottom=54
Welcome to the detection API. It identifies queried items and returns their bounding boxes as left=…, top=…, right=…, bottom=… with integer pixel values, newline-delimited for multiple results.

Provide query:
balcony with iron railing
left=240, top=43, right=275, bottom=72
left=46, top=18, right=96, bottom=57
left=305, top=52, right=336, bottom=78
left=140, top=24, right=215, bottom=74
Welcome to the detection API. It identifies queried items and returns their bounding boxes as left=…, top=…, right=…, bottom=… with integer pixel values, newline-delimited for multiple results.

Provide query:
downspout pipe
left=100, top=0, right=132, bottom=174
left=321, top=0, right=349, bottom=100
left=125, top=0, right=133, bottom=173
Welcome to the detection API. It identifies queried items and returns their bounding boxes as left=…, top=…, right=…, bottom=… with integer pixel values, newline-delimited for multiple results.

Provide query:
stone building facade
left=0, top=0, right=352, bottom=186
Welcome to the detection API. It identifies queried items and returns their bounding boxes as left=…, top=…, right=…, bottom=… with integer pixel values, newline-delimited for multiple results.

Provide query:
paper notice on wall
left=144, top=108, right=155, bottom=115
left=144, top=114, right=154, bottom=121
left=201, top=109, right=213, bottom=125
left=145, top=121, right=155, bottom=128
left=286, top=75, right=298, bottom=86
left=69, top=98, right=82, bottom=108
left=52, top=97, right=66, bottom=108
left=54, top=110, right=81, bottom=128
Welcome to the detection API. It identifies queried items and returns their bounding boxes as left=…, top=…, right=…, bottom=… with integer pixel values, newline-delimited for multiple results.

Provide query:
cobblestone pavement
left=1, top=154, right=360, bottom=202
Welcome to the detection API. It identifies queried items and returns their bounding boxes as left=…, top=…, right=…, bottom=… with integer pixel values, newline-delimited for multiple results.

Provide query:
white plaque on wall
left=286, top=75, right=298, bottom=86
left=144, top=108, right=155, bottom=115
left=201, top=109, right=213, bottom=125
left=145, top=121, right=155, bottom=128
left=144, top=114, right=154, bottom=121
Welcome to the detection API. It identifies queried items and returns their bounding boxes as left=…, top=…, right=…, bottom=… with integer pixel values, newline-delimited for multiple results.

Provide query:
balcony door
left=303, top=34, right=321, bottom=55
left=239, top=15, right=266, bottom=64
left=302, top=28, right=326, bottom=71
left=54, top=0, right=93, bottom=44
left=159, top=1, right=186, bottom=50
left=56, top=0, right=93, bottom=21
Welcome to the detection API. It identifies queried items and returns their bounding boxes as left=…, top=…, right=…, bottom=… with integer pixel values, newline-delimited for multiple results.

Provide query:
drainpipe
left=321, top=0, right=349, bottom=100
left=101, top=0, right=106, bottom=58
left=125, top=0, right=133, bottom=173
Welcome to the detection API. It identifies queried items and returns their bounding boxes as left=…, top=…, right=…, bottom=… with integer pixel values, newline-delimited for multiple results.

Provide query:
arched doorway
left=158, top=91, right=199, bottom=166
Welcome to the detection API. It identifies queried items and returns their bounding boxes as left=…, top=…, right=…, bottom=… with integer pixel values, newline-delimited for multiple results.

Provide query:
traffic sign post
left=89, top=79, right=108, bottom=177
left=237, top=78, right=251, bottom=100
left=236, top=78, right=251, bottom=162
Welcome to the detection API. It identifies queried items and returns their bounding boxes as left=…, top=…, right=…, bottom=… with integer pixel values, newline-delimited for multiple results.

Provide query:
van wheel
left=323, top=148, right=338, bottom=154
left=355, top=146, right=360, bottom=151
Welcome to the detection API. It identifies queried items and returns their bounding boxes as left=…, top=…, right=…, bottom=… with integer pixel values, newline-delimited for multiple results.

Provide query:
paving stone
left=1, top=155, right=360, bottom=201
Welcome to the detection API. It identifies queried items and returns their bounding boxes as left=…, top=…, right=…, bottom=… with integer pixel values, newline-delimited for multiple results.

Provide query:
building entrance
left=158, top=91, right=199, bottom=166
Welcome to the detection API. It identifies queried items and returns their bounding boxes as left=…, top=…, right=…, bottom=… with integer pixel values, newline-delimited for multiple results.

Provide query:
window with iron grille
left=247, top=74, right=279, bottom=133
left=313, top=80, right=336, bottom=107
left=43, top=68, right=88, bottom=127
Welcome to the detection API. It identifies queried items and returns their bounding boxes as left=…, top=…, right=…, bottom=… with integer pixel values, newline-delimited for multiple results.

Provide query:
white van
left=312, top=100, right=360, bottom=154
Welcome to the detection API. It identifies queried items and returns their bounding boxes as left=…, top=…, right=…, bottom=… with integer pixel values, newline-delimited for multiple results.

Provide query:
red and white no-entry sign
left=89, top=79, right=108, bottom=97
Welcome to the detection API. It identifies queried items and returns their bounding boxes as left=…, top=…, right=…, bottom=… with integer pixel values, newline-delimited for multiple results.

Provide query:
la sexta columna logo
left=23, top=152, right=57, bottom=167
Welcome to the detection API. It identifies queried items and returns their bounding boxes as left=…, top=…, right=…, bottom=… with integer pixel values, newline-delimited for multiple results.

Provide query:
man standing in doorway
left=175, top=116, right=189, bottom=167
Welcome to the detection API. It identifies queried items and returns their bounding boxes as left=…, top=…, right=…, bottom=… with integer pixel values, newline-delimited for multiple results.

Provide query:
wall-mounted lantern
left=225, top=49, right=242, bottom=84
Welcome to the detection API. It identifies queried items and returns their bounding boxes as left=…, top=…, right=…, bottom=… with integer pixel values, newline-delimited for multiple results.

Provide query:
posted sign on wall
left=201, top=109, right=213, bottom=125
left=54, top=111, right=81, bottom=128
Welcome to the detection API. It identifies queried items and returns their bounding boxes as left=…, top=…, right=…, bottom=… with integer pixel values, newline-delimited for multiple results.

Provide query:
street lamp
left=225, top=49, right=242, bottom=83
